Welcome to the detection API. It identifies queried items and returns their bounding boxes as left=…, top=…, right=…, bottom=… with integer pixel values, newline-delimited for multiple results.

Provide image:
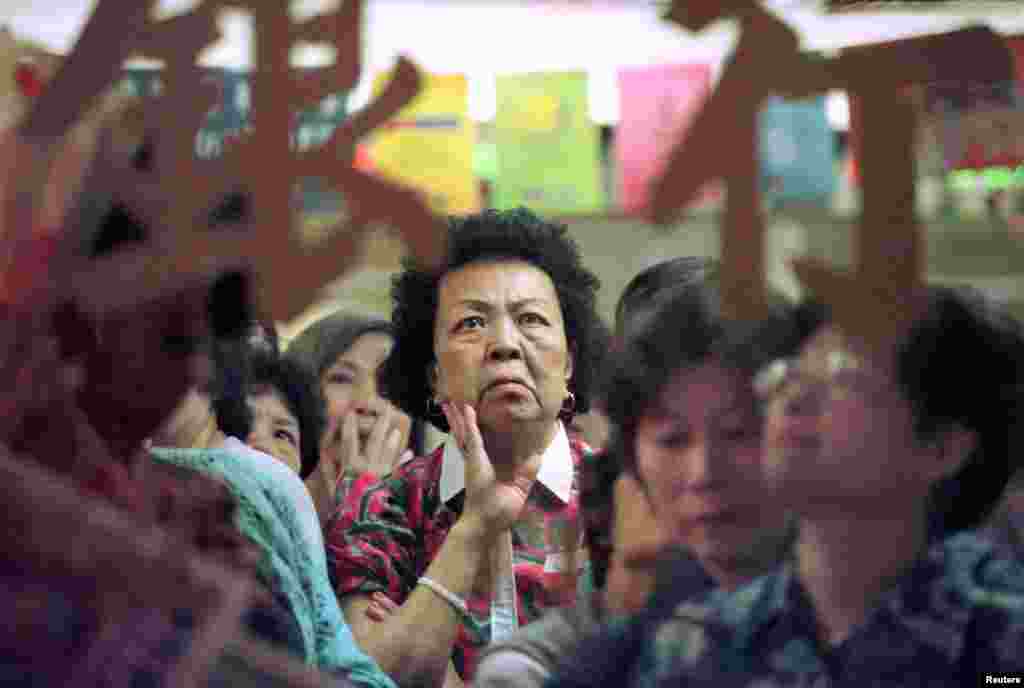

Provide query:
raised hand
left=364, top=591, right=400, bottom=623
left=443, top=401, right=532, bottom=539
left=604, top=473, right=668, bottom=615
left=309, top=405, right=410, bottom=518
left=346, top=404, right=410, bottom=478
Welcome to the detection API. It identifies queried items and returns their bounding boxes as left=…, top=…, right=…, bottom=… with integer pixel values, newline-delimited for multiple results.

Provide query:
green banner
left=493, top=71, right=604, bottom=214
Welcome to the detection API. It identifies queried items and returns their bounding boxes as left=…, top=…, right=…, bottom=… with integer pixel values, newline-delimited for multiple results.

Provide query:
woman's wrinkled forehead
left=436, top=259, right=562, bottom=316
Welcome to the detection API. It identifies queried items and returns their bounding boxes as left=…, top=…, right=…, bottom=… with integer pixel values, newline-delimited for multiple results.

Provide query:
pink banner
left=616, top=63, right=718, bottom=215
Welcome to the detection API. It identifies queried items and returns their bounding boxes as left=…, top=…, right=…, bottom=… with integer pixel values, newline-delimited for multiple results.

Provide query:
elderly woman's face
left=433, top=260, right=573, bottom=435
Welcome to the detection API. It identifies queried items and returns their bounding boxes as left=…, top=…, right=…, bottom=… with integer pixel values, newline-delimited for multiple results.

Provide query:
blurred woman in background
left=285, top=312, right=418, bottom=522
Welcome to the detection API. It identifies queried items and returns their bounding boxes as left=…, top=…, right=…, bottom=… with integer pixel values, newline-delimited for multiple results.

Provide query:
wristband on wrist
left=417, top=576, right=468, bottom=617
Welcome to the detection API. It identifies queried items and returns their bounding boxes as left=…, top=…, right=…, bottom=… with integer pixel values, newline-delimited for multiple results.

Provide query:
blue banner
left=759, top=95, right=836, bottom=205
left=122, top=67, right=348, bottom=213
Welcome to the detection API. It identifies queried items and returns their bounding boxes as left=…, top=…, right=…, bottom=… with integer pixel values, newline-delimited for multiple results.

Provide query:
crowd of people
left=6, top=196, right=1024, bottom=686
left=3, top=12, right=1024, bottom=685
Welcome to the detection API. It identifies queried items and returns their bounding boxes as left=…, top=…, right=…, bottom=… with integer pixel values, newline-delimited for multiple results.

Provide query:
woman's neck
left=702, top=518, right=797, bottom=590
left=481, top=419, right=559, bottom=484
left=795, top=507, right=929, bottom=646
left=703, top=555, right=773, bottom=591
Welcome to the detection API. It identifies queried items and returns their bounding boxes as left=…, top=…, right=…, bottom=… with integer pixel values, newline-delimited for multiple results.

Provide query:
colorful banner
left=759, top=95, right=837, bottom=204
left=123, top=67, right=349, bottom=213
left=122, top=68, right=349, bottom=159
left=493, top=71, right=604, bottom=214
left=616, top=64, right=717, bottom=215
left=920, top=37, right=1024, bottom=172
left=368, top=71, right=478, bottom=216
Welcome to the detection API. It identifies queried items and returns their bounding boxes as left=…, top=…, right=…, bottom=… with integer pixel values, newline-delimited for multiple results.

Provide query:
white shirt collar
left=439, top=422, right=574, bottom=505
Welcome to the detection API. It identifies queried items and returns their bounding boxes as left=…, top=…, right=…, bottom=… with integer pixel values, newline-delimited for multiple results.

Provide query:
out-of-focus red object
left=0, top=232, right=58, bottom=305
left=14, top=60, right=44, bottom=99
left=354, top=143, right=375, bottom=172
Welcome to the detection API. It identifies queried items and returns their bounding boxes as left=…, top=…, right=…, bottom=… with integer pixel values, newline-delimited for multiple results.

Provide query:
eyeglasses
left=754, top=349, right=895, bottom=405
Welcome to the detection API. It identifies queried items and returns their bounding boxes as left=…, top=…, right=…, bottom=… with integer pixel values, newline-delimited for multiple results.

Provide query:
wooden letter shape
left=67, top=0, right=446, bottom=324
left=656, top=1, right=1012, bottom=357
left=650, top=2, right=800, bottom=323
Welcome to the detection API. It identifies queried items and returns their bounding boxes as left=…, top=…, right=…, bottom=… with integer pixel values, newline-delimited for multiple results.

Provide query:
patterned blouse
left=326, top=425, right=592, bottom=681
left=583, top=532, right=1024, bottom=688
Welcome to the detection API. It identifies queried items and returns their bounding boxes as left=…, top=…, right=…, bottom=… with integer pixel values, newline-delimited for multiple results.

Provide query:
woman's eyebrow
left=645, top=408, right=685, bottom=424
left=509, top=298, right=552, bottom=308
left=453, top=298, right=554, bottom=311
left=717, top=401, right=757, bottom=418
left=454, top=298, right=492, bottom=310
left=273, top=414, right=299, bottom=431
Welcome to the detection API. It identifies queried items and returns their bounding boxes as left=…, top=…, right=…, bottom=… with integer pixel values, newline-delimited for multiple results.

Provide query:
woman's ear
left=927, top=424, right=977, bottom=483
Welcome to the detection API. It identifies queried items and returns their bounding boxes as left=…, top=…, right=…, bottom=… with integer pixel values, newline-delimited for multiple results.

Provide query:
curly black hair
left=380, top=207, right=603, bottom=432
left=212, top=346, right=325, bottom=479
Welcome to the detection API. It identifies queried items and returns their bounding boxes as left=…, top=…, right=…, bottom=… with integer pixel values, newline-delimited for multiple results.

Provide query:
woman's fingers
left=316, top=415, right=341, bottom=496
left=363, top=404, right=392, bottom=470
left=613, top=473, right=667, bottom=559
left=441, top=401, right=462, bottom=448
left=364, top=592, right=399, bottom=623
left=393, top=407, right=412, bottom=437
left=385, top=407, right=412, bottom=468
left=320, top=414, right=342, bottom=460
left=460, top=404, right=485, bottom=458
left=364, top=604, right=388, bottom=623
left=459, top=404, right=494, bottom=496
left=340, top=411, right=360, bottom=473
left=382, top=426, right=402, bottom=473
left=374, top=592, right=399, bottom=614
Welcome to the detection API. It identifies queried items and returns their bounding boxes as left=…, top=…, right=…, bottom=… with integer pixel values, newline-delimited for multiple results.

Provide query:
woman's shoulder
left=479, top=600, right=601, bottom=674
left=907, top=533, right=1024, bottom=672
left=360, top=445, right=445, bottom=499
left=940, top=531, right=1024, bottom=610
left=339, top=445, right=448, bottom=525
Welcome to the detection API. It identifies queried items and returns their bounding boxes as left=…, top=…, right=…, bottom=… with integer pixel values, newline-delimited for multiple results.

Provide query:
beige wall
left=801, top=212, right=1024, bottom=321
left=561, top=213, right=808, bottom=323
left=288, top=208, right=1024, bottom=338
left=289, top=211, right=813, bottom=335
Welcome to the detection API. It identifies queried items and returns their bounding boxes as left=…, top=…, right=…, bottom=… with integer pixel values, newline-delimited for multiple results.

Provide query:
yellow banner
left=368, top=72, right=478, bottom=216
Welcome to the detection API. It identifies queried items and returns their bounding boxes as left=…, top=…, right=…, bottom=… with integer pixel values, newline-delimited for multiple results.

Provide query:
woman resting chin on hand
left=286, top=314, right=415, bottom=522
